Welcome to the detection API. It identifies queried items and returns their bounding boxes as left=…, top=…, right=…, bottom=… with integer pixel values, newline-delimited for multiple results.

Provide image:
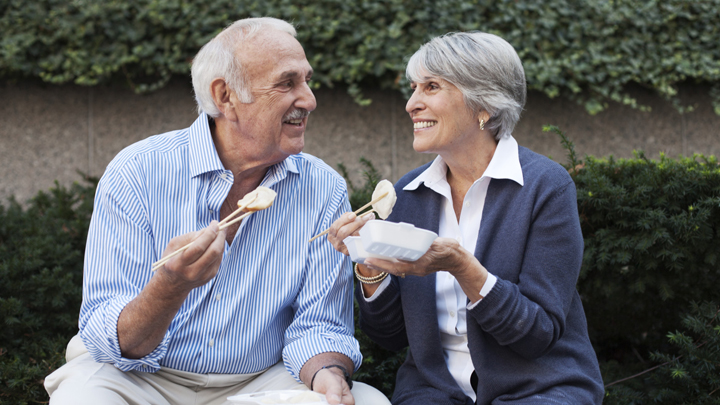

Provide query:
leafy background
left=2, top=0, right=720, bottom=113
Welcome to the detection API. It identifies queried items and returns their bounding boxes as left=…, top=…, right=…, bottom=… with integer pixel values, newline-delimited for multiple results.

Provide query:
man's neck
left=210, top=116, right=281, bottom=183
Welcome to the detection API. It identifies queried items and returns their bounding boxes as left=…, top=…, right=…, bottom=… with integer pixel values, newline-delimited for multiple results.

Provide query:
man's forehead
left=276, top=68, right=314, bottom=81
left=239, top=30, right=311, bottom=77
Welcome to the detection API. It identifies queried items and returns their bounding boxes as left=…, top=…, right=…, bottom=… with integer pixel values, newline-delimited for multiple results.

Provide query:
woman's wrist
left=354, top=263, right=388, bottom=284
left=452, top=257, right=489, bottom=301
left=355, top=262, right=381, bottom=277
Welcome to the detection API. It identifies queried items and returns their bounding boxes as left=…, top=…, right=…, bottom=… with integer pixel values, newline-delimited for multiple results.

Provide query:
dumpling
left=372, top=179, right=397, bottom=220
left=238, top=186, right=277, bottom=212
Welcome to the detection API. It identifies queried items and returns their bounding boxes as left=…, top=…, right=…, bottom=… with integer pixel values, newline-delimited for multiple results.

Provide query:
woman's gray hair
left=406, top=32, right=526, bottom=140
left=191, top=17, right=296, bottom=117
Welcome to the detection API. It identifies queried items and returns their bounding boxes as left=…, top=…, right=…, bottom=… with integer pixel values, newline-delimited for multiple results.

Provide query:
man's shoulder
left=107, top=128, right=190, bottom=173
left=291, top=153, right=346, bottom=184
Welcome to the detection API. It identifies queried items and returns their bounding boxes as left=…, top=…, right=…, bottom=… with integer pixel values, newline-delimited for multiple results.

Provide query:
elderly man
left=44, top=17, right=389, bottom=405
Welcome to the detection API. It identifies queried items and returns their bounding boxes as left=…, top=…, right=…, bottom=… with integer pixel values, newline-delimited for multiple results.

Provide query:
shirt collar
left=187, top=113, right=301, bottom=181
left=404, top=135, right=524, bottom=191
left=262, top=154, right=300, bottom=188
left=188, top=113, right=226, bottom=178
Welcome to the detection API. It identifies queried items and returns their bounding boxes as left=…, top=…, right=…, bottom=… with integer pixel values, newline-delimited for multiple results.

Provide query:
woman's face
left=405, top=75, right=478, bottom=156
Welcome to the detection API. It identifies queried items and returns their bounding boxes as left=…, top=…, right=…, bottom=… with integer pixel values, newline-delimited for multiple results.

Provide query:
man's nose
left=296, top=82, right=317, bottom=112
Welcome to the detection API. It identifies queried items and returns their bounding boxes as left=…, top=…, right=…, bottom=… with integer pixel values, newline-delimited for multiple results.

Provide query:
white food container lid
left=344, top=221, right=437, bottom=263
left=227, top=390, right=328, bottom=405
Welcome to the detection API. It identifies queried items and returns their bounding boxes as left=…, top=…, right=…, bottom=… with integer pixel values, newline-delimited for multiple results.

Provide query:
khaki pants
left=45, top=335, right=391, bottom=405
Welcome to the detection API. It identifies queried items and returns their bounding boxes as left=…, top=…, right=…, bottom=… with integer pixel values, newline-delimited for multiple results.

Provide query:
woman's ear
left=478, top=111, right=490, bottom=130
left=479, top=110, right=490, bottom=124
left=210, top=78, right=238, bottom=122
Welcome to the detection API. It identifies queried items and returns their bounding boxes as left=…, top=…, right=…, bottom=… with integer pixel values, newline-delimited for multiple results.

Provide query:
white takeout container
left=344, top=235, right=394, bottom=264
left=227, top=390, right=327, bottom=405
left=344, top=221, right=437, bottom=263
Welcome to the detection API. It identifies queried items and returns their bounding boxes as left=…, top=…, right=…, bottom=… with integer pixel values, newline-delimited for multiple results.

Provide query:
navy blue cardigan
left=356, top=147, right=604, bottom=404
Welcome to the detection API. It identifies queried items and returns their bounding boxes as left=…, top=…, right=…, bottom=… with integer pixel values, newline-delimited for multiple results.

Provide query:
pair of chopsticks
left=308, top=191, right=388, bottom=243
left=150, top=195, right=258, bottom=272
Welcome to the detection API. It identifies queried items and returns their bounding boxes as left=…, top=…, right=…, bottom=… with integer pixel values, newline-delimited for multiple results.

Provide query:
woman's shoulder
left=395, top=161, right=433, bottom=189
left=518, top=146, right=573, bottom=187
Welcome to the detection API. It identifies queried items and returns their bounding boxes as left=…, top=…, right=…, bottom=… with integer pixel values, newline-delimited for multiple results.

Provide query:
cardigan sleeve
left=468, top=179, right=584, bottom=360
left=354, top=277, right=409, bottom=352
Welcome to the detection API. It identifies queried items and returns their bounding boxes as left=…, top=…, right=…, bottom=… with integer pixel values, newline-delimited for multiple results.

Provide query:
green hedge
left=0, top=177, right=95, bottom=404
left=2, top=0, right=720, bottom=113
left=575, top=146, right=720, bottom=359
left=2, top=133, right=720, bottom=403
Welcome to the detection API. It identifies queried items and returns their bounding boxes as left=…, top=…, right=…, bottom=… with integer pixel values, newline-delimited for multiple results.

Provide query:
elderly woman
left=327, top=32, right=604, bottom=404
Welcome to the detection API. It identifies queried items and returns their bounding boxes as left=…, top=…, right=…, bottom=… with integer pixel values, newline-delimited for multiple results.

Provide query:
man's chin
left=281, top=138, right=305, bottom=156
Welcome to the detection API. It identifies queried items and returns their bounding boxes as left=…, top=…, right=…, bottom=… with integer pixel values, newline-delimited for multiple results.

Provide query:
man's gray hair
left=406, top=32, right=526, bottom=140
left=191, top=17, right=296, bottom=117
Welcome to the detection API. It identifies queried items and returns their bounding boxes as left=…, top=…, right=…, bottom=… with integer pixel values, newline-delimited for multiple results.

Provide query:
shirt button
left=450, top=311, right=456, bottom=318
left=208, top=339, right=215, bottom=347
left=464, top=201, right=470, bottom=207
left=215, top=294, right=221, bottom=301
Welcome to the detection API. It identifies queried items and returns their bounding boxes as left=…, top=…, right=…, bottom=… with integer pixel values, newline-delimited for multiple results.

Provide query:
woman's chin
left=412, top=139, right=433, bottom=154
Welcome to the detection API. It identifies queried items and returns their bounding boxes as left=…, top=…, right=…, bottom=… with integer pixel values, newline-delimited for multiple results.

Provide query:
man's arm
left=117, top=222, right=226, bottom=358
left=80, top=168, right=225, bottom=371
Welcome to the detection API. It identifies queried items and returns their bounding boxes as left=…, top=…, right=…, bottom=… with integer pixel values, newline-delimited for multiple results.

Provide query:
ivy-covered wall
left=2, top=0, right=720, bottom=115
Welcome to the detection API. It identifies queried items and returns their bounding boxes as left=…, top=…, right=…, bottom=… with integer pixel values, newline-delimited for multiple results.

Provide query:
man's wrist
left=310, top=364, right=353, bottom=390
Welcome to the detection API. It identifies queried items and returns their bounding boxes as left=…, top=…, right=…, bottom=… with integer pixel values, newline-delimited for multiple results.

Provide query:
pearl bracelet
left=354, top=263, right=388, bottom=284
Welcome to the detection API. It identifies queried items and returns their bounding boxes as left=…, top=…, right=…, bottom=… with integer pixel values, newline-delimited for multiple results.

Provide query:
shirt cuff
left=360, top=276, right=392, bottom=302
left=282, top=332, right=363, bottom=381
left=81, top=296, right=168, bottom=373
left=467, top=273, right=497, bottom=310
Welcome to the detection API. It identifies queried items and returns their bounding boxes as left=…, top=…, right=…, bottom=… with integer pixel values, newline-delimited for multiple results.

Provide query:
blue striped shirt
left=79, top=113, right=361, bottom=379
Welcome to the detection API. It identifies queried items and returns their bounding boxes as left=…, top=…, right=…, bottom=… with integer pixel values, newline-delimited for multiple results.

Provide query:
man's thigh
left=45, top=353, right=174, bottom=405
left=46, top=342, right=389, bottom=405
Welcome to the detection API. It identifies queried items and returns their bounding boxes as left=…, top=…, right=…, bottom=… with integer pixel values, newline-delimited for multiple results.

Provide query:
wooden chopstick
left=308, top=191, right=388, bottom=243
left=151, top=195, right=258, bottom=272
left=219, top=194, right=257, bottom=227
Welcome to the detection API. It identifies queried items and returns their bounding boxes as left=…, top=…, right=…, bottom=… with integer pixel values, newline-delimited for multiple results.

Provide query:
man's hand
left=157, top=220, right=227, bottom=292
left=300, top=352, right=356, bottom=405
left=311, top=368, right=354, bottom=405
left=117, top=221, right=226, bottom=359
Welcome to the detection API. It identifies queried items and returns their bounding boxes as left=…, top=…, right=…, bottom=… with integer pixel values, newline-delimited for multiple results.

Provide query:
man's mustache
left=283, top=109, right=311, bottom=121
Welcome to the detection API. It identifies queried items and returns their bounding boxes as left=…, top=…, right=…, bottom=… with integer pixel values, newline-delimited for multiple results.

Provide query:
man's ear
left=210, top=78, right=238, bottom=121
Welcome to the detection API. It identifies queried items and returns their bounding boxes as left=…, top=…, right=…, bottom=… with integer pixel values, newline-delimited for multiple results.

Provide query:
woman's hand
left=326, top=212, right=374, bottom=256
left=364, top=237, right=489, bottom=302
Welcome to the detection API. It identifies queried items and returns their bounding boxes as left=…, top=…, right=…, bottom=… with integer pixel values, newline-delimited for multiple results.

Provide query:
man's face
left=231, top=30, right=316, bottom=165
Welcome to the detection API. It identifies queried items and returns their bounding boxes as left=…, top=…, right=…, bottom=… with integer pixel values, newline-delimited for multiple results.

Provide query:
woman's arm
left=468, top=180, right=584, bottom=359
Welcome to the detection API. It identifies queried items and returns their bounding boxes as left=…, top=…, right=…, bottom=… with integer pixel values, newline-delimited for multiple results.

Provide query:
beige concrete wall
left=1, top=80, right=718, bottom=204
